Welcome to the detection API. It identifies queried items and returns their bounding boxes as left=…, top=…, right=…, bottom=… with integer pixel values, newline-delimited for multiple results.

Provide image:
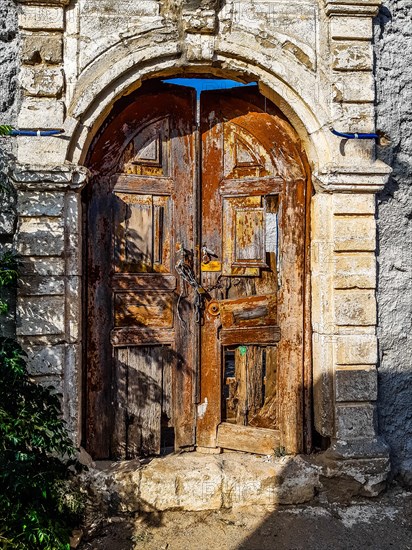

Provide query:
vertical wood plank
left=277, top=177, right=306, bottom=453
left=235, top=346, right=248, bottom=425
left=153, top=195, right=171, bottom=272
left=112, top=347, right=128, bottom=459
left=127, top=346, right=162, bottom=457
left=172, top=100, right=196, bottom=449
left=247, top=346, right=264, bottom=420
left=153, top=204, right=164, bottom=265
left=249, top=346, right=278, bottom=429
left=197, top=93, right=224, bottom=448
left=265, top=346, right=278, bottom=400
left=86, top=175, right=115, bottom=458
left=162, top=347, right=173, bottom=426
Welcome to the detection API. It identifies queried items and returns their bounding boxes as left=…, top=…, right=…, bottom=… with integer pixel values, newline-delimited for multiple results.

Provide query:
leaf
left=0, top=256, right=85, bottom=549
left=0, top=125, right=14, bottom=136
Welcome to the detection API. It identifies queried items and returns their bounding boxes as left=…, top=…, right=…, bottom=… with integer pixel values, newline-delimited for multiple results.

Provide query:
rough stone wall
left=0, top=0, right=18, bottom=135
left=0, top=0, right=19, bottom=337
left=376, top=0, right=412, bottom=481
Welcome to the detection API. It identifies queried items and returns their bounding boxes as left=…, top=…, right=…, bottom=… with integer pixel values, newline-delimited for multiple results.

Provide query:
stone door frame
left=12, top=0, right=391, bottom=478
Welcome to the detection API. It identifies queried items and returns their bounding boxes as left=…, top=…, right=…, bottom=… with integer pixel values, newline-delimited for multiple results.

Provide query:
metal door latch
left=201, top=244, right=217, bottom=265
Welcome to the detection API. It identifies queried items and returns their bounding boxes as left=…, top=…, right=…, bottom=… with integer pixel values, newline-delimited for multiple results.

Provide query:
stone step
left=84, top=452, right=321, bottom=513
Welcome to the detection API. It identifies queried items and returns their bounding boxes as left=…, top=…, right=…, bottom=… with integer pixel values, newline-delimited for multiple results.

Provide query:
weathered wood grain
left=220, top=177, right=282, bottom=196
left=112, top=176, right=174, bottom=195
left=114, top=291, right=174, bottom=328
left=217, top=422, right=280, bottom=455
left=111, top=274, right=176, bottom=291
left=219, top=294, right=277, bottom=328
left=111, top=328, right=175, bottom=346
left=220, top=326, right=281, bottom=346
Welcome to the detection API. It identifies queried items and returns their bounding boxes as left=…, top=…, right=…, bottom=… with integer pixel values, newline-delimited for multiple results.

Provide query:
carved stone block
left=183, top=9, right=217, bottom=34
left=18, top=98, right=65, bottom=128
left=336, top=334, right=378, bottom=365
left=336, top=367, right=378, bottom=402
left=21, top=33, right=63, bottom=64
left=20, top=66, right=64, bottom=97
left=17, top=295, right=65, bottom=336
left=18, top=5, right=64, bottom=30
left=334, top=289, right=376, bottom=326
left=335, top=403, right=376, bottom=439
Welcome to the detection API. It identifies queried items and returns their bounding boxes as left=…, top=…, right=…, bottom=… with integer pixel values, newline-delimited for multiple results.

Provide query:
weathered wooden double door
left=86, top=82, right=308, bottom=459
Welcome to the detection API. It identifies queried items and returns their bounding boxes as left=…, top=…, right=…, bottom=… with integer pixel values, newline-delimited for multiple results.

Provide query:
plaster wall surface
left=375, top=0, right=412, bottom=481
left=0, top=0, right=18, bottom=134
left=0, top=0, right=19, bottom=337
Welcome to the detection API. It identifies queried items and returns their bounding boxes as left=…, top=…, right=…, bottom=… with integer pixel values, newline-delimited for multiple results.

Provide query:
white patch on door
left=197, top=398, right=208, bottom=419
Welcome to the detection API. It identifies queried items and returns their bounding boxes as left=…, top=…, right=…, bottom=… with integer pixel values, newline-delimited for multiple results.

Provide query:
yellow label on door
left=201, top=261, right=222, bottom=272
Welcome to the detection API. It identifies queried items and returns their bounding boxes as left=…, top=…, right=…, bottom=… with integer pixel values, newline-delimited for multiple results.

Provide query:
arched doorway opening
left=84, top=77, right=311, bottom=459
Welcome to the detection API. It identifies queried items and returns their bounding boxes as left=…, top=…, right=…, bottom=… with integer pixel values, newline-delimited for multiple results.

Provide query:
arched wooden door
left=85, top=82, right=309, bottom=459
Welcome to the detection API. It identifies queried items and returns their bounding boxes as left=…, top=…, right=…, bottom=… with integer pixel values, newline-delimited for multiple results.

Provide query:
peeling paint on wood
left=86, top=82, right=309, bottom=458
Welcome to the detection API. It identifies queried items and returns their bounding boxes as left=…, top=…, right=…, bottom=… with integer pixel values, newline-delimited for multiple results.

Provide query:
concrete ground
left=78, top=485, right=412, bottom=550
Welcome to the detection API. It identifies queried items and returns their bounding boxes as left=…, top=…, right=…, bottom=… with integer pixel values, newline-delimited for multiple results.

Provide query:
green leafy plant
left=0, top=252, right=84, bottom=549
left=0, top=125, right=14, bottom=136
left=0, top=251, right=18, bottom=314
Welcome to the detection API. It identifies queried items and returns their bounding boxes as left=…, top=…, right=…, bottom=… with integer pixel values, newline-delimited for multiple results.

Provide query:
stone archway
left=13, top=0, right=392, bottom=494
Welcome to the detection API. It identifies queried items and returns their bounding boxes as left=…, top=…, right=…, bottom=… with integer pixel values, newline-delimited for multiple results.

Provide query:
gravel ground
left=77, top=486, right=412, bottom=550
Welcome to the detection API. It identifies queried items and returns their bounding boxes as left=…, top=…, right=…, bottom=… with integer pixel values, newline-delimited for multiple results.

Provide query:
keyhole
left=208, top=301, right=220, bottom=316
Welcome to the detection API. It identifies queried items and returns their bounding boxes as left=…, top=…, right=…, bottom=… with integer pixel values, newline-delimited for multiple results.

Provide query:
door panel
left=121, top=115, right=170, bottom=177
left=113, top=346, right=163, bottom=457
left=222, top=195, right=267, bottom=275
left=113, top=193, right=172, bottom=274
left=86, top=84, right=196, bottom=458
left=197, top=86, right=307, bottom=454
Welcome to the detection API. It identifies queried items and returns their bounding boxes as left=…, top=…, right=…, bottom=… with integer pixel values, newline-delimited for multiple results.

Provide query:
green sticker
left=238, top=346, right=247, bottom=356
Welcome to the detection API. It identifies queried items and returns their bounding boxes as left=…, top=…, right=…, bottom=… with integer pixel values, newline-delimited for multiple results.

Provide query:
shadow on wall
left=375, top=3, right=412, bottom=481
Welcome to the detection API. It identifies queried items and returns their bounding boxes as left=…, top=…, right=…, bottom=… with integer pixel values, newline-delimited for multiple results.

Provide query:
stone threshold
left=83, top=452, right=320, bottom=513
left=80, top=449, right=391, bottom=515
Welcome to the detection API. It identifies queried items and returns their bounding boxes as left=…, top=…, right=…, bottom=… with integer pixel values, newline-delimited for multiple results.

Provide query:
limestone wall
left=375, top=0, right=412, bottom=481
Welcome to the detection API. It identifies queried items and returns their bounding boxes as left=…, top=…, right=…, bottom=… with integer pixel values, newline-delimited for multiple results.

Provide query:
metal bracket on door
left=201, top=245, right=222, bottom=272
